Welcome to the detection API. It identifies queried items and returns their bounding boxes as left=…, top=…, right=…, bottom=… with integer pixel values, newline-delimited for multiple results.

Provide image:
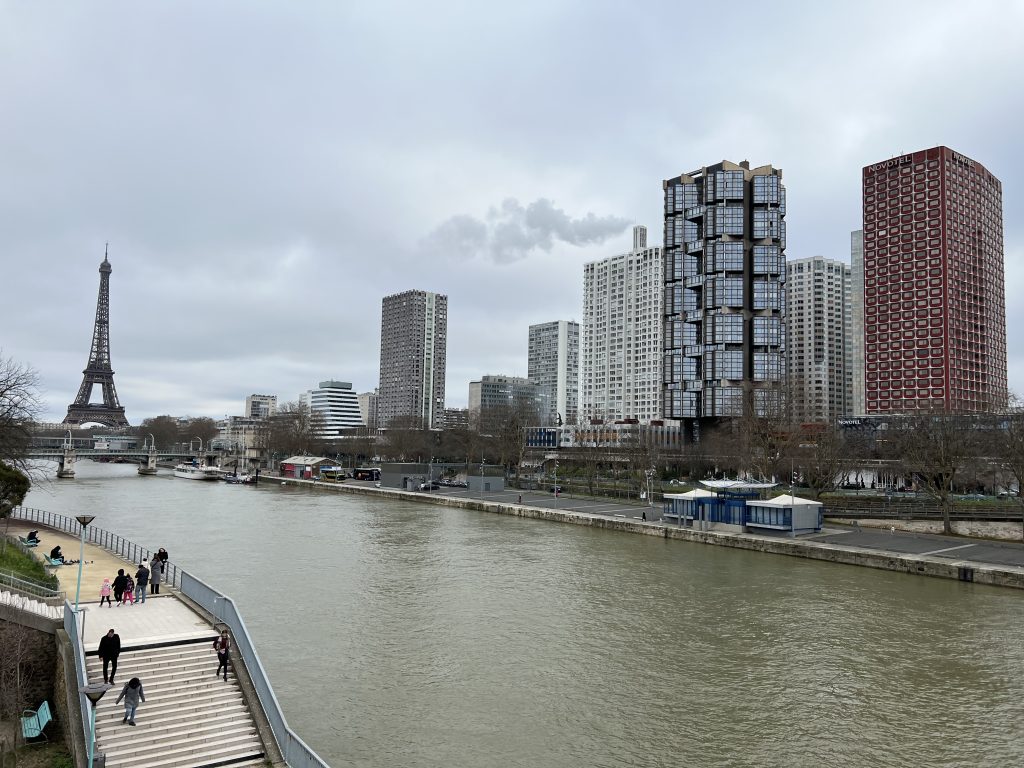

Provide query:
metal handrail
left=0, top=568, right=65, bottom=604
left=14, top=506, right=329, bottom=768
left=64, top=602, right=91, bottom=764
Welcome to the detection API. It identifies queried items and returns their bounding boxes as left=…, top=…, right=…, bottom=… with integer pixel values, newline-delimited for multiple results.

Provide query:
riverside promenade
left=281, top=476, right=1024, bottom=590
left=6, top=512, right=327, bottom=768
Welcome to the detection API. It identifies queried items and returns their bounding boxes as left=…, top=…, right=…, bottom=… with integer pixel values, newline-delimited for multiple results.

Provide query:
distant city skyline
left=2, top=3, right=1021, bottom=423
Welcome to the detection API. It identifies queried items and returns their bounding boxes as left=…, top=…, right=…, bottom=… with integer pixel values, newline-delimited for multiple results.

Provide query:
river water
left=25, top=462, right=1024, bottom=767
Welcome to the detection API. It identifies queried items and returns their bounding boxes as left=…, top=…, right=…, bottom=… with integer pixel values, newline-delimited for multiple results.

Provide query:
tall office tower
left=300, top=380, right=364, bottom=436
left=850, top=230, right=865, bottom=415
left=527, top=320, right=580, bottom=426
left=580, top=225, right=663, bottom=424
left=468, top=375, right=547, bottom=428
left=862, top=147, right=1006, bottom=413
left=245, top=394, right=277, bottom=420
left=357, top=390, right=378, bottom=431
left=786, top=257, right=852, bottom=422
left=378, top=290, right=448, bottom=428
left=662, top=161, right=787, bottom=436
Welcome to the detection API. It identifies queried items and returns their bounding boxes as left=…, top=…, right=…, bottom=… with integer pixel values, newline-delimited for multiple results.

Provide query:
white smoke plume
left=424, top=198, right=631, bottom=263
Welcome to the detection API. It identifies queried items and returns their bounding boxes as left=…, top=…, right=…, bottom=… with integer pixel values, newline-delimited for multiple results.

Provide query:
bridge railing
left=14, top=506, right=329, bottom=768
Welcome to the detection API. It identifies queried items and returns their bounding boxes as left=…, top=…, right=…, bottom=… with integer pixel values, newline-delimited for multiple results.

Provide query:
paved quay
left=290, top=476, right=1024, bottom=588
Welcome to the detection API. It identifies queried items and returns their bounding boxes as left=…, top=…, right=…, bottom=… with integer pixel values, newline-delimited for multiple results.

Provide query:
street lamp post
left=74, top=515, right=96, bottom=611
left=645, top=468, right=656, bottom=507
left=480, top=461, right=485, bottom=499
left=81, top=682, right=112, bottom=767
left=428, top=456, right=434, bottom=492
left=553, top=460, right=559, bottom=509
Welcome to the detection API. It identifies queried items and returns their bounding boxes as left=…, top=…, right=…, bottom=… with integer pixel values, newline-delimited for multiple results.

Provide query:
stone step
left=90, top=657, right=232, bottom=685
left=103, top=731, right=263, bottom=768
left=96, top=697, right=248, bottom=729
left=88, top=639, right=218, bottom=663
left=98, top=673, right=240, bottom=703
left=99, top=720, right=257, bottom=753
left=96, top=688, right=245, bottom=722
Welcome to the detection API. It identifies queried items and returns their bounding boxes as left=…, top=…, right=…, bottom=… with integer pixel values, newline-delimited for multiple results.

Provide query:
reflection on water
left=27, top=462, right=1024, bottom=767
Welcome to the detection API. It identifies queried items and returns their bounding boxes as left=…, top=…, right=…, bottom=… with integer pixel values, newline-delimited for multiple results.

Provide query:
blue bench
left=18, top=536, right=39, bottom=547
left=44, top=556, right=65, bottom=567
left=21, top=701, right=52, bottom=742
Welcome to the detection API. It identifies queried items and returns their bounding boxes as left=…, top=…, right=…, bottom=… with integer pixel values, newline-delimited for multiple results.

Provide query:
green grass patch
left=0, top=537, right=60, bottom=590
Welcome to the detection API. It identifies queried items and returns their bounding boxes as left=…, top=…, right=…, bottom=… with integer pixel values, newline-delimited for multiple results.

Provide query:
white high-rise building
left=245, top=394, right=277, bottom=420
left=357, top=389, right=378, bottom=430
left=580, top=225, right=663, bottom=423
left=785, top=256, right=852, bottom=422
left=527, top=320, right=579, bottom=426
left=850, top=230, right=865, bottom=416
left=300, top=380, right=364, bottom=436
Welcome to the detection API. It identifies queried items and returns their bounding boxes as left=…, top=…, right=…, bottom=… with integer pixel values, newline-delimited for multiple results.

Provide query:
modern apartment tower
left=527, top=320, right=580, bottom=426
left=357, top=390, right=378, bottom=431
left=662, top=160, right=787, bottom=435
left=378, top=290, right=448, bottom=429
left=580, top=226, right=663, bottom=424
left=850, top=230, right=865, bottom=415
left=785, top=256, right=852, bottom=422
left=300, top=380, right=364, bottom=436
left=861, top=147, right=1006, bottom=413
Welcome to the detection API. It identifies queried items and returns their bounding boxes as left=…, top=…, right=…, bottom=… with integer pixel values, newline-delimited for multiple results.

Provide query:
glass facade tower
left=662, top=160, right=787, bottom=432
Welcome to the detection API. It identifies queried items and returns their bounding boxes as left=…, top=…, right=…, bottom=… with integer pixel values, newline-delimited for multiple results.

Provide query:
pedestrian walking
left=98, top=628, right=121, bottom=684
left=150, top=556, right=163, bottom=595
left=134, top=560, right=150, bottom=604
left=99, top=578, right=113, bottom=607
left=123, top=574, right=136, bottom=606
left=115, top=677, right=145, bottom=726
left=213, top=630, right=230, bottom=681
left=518, top=494, right=522, bottom=504
left=112, top=569, right=128, bottom=605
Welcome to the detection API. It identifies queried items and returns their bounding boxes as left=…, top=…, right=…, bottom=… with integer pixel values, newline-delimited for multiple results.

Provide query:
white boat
left=173, top=463, right=223, bottom=481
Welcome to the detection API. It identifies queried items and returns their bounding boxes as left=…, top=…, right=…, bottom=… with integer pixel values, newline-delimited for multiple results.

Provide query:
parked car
left=549, top=485, right=563, bottom=493
left=419, top=481, right=442, bottom=491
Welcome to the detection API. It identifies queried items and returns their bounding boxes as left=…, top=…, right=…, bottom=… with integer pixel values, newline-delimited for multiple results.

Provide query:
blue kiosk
left=663, top=482, right=823, bottom=536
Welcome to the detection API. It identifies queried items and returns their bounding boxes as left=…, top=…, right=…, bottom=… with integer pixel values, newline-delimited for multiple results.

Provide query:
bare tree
left=380, top=415, right=429, bottom=461
left=265, top=401, right=326, bottom=459
left=620, top=424, right=662, bottom=495
left=571, top=425, right=611, bottom=496
left=892, top=408, right=979, bottom=535
left=479, top=402, right=539, bottom=483
left=0, top=354, right=41, bottom=472
left=737, top=386, right=799, bottom=482
left=793, top=423, right=856, bottom=499
left=137, top=415, right=181, bottom=449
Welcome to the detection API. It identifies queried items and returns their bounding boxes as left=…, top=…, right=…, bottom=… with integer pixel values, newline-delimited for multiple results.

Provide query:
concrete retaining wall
left=285, top=479, right=1024, bottom=590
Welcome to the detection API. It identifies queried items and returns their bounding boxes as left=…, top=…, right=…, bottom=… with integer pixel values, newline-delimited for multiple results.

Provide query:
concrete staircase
left=86, top=638, right=267, bottom=768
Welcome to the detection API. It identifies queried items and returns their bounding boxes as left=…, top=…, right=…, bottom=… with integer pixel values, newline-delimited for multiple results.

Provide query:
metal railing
left=15, top=506, right=329, bottom=768
left=64, top=602, right=91, bottom=764
left=181, top=572, right=329, bottom=768
left=12, top=507, right=182, bottom=589
left=0, top=568, right=65, bottom=605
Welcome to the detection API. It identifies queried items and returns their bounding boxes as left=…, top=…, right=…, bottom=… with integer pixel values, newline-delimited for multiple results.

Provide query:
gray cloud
left=424, top=198, right=631, bottom=263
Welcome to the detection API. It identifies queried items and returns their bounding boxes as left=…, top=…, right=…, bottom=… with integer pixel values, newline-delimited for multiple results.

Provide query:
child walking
left=123, top=574, right=136, bottom=606
left=99, top=578, right=113, bottom=607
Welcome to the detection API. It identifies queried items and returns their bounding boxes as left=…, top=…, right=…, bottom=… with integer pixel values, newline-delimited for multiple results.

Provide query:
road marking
left=918, top=544, right=978, bottom=557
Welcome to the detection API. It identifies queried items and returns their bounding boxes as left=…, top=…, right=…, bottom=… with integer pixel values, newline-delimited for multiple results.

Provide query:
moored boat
left=173, top=463, right=222, bottom=481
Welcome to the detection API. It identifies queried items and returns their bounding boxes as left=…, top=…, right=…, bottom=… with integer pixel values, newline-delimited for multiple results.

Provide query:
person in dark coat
left=112, top=569, right=128, bottom=605
left=98, top=628, right=121, bottom=684
left=115, top=677, right=145, bottom=725
left=150, top=556, right=163, bottom=595
left=213, top=630, right=230, bottom=681
left=49, top=545, right=64, bottom=562
left=134, top=561, right=150, bottom=604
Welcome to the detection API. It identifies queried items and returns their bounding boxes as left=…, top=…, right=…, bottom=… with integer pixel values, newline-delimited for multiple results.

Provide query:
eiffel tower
left=62, top=246, right=130, bottom=428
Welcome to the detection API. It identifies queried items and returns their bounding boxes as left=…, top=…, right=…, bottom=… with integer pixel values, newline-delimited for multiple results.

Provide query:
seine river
left=26, top=462, right=1024, bottom=767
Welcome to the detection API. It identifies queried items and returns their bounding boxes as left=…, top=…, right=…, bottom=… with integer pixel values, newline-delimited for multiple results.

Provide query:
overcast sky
left=2, top=1, right=1022, bottom=424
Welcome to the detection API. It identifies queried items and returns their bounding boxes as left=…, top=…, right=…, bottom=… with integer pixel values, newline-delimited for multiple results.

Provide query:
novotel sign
left=866, top=154, right=913, bottom=174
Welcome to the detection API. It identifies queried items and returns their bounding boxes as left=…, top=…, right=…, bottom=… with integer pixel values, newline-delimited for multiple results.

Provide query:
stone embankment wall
left=286, top=479, right=1024, bottom=590
left=830, top=518, right=1024, bottom=541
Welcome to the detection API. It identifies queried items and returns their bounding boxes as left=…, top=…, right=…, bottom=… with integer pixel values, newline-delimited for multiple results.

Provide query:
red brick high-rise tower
left=861, top=146, right=1006, bottom=414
